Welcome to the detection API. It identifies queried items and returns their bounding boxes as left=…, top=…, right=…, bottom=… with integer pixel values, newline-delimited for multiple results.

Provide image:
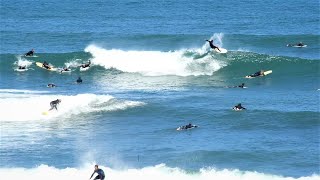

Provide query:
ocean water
left=0, top=0, right=319, bottom=179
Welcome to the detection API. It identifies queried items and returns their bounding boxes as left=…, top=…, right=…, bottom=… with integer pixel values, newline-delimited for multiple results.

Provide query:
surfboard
left=214, top=48, right=228, bottom=54
left=42, top=111, right=49, bottom=115
left=59, top=68, right=72, bottom=73
left=176, top=125, right=198, bottom=131
left=35, top=62, right=57, bottom=71
left=15, top=68, right=28, bottom=72
left=233, top=107, right=245, bottom=111
left=287, top=44, right=307, bottom=48
left=24, top=55, right=38, bottom=57
left=245, top=70, right=272, bottom=78
left=80, top=66, right=90, bottom=71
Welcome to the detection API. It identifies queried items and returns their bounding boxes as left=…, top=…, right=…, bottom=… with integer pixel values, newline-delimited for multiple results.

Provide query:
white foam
left=14, top=56, right=33, bottom=67
left=0, top=93, right=145, bottom=121
left=84, top=44, right=225, bottom=76
left=0, top=164, right=318, bottom=180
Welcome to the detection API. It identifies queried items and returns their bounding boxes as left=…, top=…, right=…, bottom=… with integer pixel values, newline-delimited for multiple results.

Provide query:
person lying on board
left=80, top=60, right=91, bottom=68
left=249, top=70, right=265, bottom=77
left=18, top=65, right=26, bottom=69
left=47, top=83, right=56, bottom=88
left=42, top=61, right=51, bottom=69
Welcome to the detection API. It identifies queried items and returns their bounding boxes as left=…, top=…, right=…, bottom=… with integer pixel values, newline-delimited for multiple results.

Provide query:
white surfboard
left=287, top=44, right=307, bottom=48
left=214, top=48, right=228, bottom=54
left=23, top=55, right=38, bottom=58
left=15, top=68, right=28, bottom=72
left=80, top=66, right=90, bottom=71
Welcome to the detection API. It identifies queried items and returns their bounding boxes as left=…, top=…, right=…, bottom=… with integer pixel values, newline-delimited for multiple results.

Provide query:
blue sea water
left=0, top=0, right=319, bottom=179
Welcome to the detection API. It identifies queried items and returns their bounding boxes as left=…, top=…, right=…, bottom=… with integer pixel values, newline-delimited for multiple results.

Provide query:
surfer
left=238, top=83, right=245, bottom=88
left=25, top=49, right=34, bottom=56
left=76, top=77, right=83, bottom=84
left=178, top=123, right=197, bottom=130
left=42, top=61, right=51, bottom=69
left=89, top=165, right=105, bottom=180
left=297, top=42, right=304, bottom=46
left=49, top=99, right=61, bottom=111
left=248, top=70, right=265, bottom=77
left=61, top=67, right=71, bottom=73
left=233, top=103, right=246, bottom=111
left=81, top=60, right=91, bottom=68
left=47, top=83, right=56, bottom=88
left=206, top=40, right=221, bottom=52
left=287, top=42, right=305, bottom=47
left=18, top=65, right=26, bottom=69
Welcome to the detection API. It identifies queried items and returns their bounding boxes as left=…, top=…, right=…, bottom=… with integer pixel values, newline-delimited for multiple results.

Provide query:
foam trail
left=85, top=45, right=225, bottom=76
left=0, top=92, right=145, bottom=121
left=0, top=164, right=318, bottom=180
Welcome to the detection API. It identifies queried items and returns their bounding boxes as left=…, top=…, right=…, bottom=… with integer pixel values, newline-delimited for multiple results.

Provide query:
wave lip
left=85, top=44, right=225, bottom=76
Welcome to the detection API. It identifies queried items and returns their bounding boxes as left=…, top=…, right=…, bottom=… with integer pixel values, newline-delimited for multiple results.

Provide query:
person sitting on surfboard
left=76, top=77, right=82, bottom=84
left=49, top=99, right=61, bottom=111
left=80, top=60, right=91, bottom=68
left=25, top=49, right=34, bottom=56
left=42, top=61, right=51, bottom=69
left=89, top=165, right=105, bottom=180
left=233, top=103, right=246, bottom=111
left=206, top=40, right=221, bottom=52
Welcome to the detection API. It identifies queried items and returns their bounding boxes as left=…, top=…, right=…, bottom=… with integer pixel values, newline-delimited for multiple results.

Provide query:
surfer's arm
left=89, top=171, right=95, bottom=179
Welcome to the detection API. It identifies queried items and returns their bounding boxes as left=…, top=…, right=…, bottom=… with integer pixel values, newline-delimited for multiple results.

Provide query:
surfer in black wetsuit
left=25, top=49, right=34, bottom=56
left=81, top=60, right=91, bottom=68
left=89, top=165, right=105, bottom=180
left=47, top=83, right=56, bottom=88
left=233, top=103, right=246, bottom=111
left=76, top=77, right=82, bottom=84
left=18, top=65, right=26, bottom=69
left=237, top=83, right=245, bottom=88
left=249, top=70, right=264, bottom=77
left=49, top=99, right=61, bottom=111
left=206, top=40, right=221, bottom=52
left=42, top=61, right=51, bottom=69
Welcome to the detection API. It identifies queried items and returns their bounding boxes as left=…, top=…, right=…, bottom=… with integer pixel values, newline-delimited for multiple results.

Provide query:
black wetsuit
left=49, top=99, right=60, bottom=111
left=81, top=61, right=91, bottom=68
left=90, top=169, right=105, bottom=180
left=76, top=77, right=82, bottom=83
left=206, top=40, right=220, bottom=51
left=25, top=50, right=34, bottom=56
left=234, top=104, right=246, bottom=110
left=18, top=66, right=26, bottom=69
left=42, top=61, right=51, bottom=69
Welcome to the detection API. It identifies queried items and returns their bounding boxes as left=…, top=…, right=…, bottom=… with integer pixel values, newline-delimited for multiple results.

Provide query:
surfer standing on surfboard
left=206, top=40, right=221, bottom=52
left=49, top=99, right=61, bottom=111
